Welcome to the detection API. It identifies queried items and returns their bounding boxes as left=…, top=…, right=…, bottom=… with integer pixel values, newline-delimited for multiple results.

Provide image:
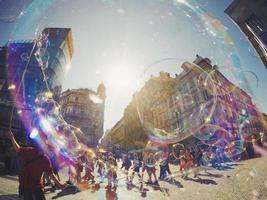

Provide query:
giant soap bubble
left=0, top=0, right=25, bottom=23
left=3, top=0, right=266, bottom=194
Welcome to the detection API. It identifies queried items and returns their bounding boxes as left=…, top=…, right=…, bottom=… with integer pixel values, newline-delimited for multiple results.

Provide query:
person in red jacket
left=6, top=130, right=65, bottom=200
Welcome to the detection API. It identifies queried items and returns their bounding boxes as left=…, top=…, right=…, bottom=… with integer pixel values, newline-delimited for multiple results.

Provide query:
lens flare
left=29, top=128, right=39, bottom=139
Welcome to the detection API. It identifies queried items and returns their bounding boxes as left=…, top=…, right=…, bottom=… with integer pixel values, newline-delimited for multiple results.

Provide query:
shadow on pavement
left=125, top=182, right=150, bottom=198
left=162, top=177, right=183, bottom=188
left=0, top=194, right=20, bottom=200
left=212, top=164, right=234, bottom=171
left=198, top=172, right=224, bottom=178
left=149, top=183, right=170, bottom=197
left=185, top=177, right=218, bottom=185
left=51, top=185, right=80, bottom=199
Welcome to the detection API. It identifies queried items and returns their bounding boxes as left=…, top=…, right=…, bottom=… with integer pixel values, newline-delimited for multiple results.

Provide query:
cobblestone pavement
left=1, top=158, right=267, bottom=200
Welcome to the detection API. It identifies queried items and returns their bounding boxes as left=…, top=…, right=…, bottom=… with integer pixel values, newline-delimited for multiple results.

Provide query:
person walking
left=143, top=153, right=158, bottom=185
left=130, top=153, right=142, bottom=184
left=4, top=144, right=13, bottom=174
left=6, top=130, right=64, bottom=200
left=106, top=155, right=118, bottom=190
left=159, top=152, right=172, bottom=180
left=179, top=149, right=187, bottom=178
left=120, top=154, right=132, bottom=182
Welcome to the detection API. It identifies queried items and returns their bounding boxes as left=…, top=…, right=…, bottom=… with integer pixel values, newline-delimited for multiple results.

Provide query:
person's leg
left=159, top=166, right=163, bottom=179
left=147, top=170, right=152, bottom=183
left=22, top=189, right=34, bottom=200
left=114, top=173, right=118, bottom=187
left=153, top=169, right=158, bottom=183
left=138, top=172, right=142, bottom=183
left=55, top=172, right=60, bottom=182
left=141, top=168, right=145, bottom=183
left=125, top=169, right=129, bottom=181
left=76, top=168, right=82, bottom=183
left=106, top=172, right=113, bottom=188
left=184, top=162, right=189, bottom=178
left=82, top=171, right=89, bottom=181
left=148, top=173, right=152, bottom=183
left=33, top=188, right=46, bottom=200
left=131, top=171, right=135, bottom=182
left=167, top=164, right=172, bottom=175
left=67, top=166, right=73, bottom=184
left=162, top=165, right=167, bottom=178
left=89, top=172, right=95, bottom=183
left=180, top=165, right=183, bottom=177
left=43, top=173, right=51, bottom=187
left=19, top=185, right=23, bottom=199
left=6, top=157, right=11, bottom=173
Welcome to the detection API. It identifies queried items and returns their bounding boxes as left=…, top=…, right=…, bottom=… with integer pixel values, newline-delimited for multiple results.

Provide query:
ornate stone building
left=60, top=83, right=105, bottom=147
left=101, top=119, right=125, bottom=148
left=103, top=55, right=266, bottom=153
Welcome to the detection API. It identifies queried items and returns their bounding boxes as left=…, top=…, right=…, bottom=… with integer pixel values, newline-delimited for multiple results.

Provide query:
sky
left=0, top=0, right=267, bottom=132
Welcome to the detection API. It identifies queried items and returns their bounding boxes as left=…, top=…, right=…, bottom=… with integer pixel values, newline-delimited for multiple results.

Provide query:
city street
left=1, top=157, right=267, bottom=200
left=1, top=0, right=267, bottom=200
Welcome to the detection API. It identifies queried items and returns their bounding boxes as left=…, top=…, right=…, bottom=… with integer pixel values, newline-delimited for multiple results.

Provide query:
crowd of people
left=5, top=129, right=257, bottom=200
left=43, top=143, right=232, bottom=190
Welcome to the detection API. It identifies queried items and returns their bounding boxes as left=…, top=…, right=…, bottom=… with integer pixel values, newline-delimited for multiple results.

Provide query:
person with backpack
left=6, top=130, right=65, bottom=200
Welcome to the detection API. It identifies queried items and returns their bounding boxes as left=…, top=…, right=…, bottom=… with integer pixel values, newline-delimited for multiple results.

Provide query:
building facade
left=60, top=84, right=105, bottom=147
left=0, top=28, right=74, bottom=164
left=104, top=55, right=266, bottom=154
left=101, top=119, right=125, bottom=148
left=225, top=0, right=267, bottom=68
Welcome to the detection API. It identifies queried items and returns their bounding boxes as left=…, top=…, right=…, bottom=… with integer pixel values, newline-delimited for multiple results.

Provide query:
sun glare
left=106, top=66, right=136, bottom=91
left=177, top=0, right=186, bottom=4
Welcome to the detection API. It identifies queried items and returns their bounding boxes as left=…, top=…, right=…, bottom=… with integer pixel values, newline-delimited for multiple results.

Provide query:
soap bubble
left=136, top=61, right=218, bottom=145
left=171, top=143, right=185, bottom=160
left=0, top=0, right=25, bottom=23
left=224, top=140, right=245, bottom=162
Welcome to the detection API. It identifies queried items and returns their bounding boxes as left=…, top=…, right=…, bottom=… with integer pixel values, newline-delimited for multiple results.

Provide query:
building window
left=202, top=90, right=209, bottom=100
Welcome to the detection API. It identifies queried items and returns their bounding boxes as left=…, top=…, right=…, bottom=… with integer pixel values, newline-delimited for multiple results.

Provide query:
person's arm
left=6, top=130, right=20, bottom=152
left=49, top=173, right=65, bottom=189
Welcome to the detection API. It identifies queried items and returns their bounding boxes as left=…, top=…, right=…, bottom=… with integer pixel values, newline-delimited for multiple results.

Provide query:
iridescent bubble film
left=1, top=0, right=267, bottom=199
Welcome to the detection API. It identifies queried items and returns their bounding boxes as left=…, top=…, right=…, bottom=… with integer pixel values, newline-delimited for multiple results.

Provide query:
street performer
left=6, top=130, right=65, bottom=200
